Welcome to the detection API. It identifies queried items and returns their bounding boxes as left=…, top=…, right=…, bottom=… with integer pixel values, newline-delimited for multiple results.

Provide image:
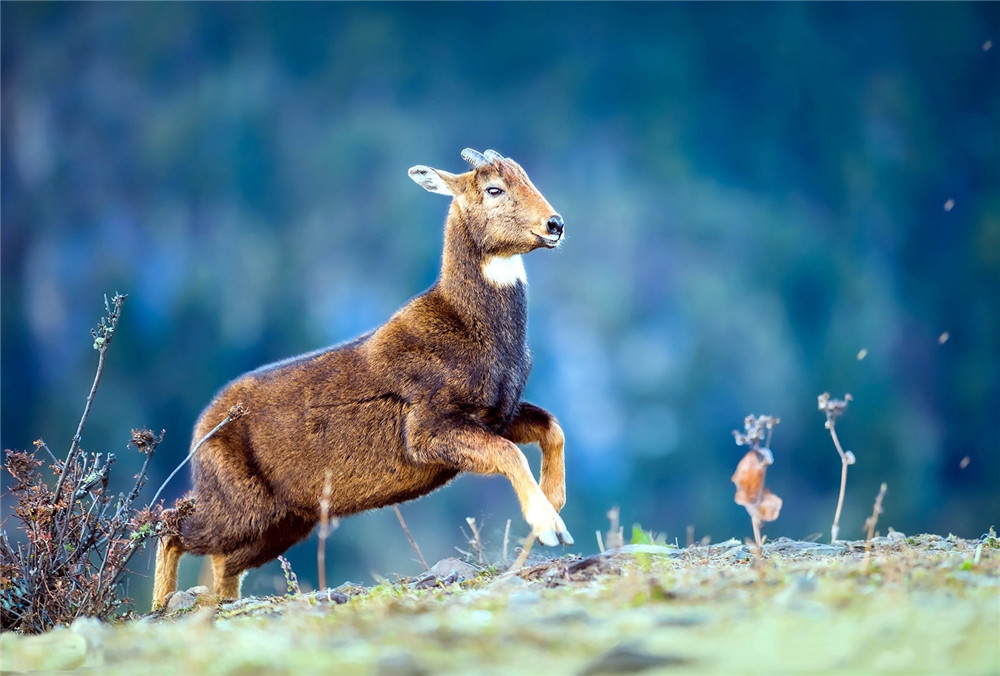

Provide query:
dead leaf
left=732, top=450, right=766, bottom=506
left=757, top=489, right=783, bottom=522
left=732, top=447, right=782, bottom=546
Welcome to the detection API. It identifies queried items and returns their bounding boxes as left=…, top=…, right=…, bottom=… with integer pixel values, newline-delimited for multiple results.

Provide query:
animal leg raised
left=406, top=410, right=573, bottom=546
left=504, top=402, right=566, bottom=513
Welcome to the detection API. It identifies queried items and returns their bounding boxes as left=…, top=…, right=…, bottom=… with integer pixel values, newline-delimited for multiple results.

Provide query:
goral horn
left=461, top=148, right=489, bottom=168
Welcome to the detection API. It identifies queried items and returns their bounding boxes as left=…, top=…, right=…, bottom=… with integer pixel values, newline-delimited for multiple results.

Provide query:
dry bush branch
left=1, top=294, right=168, bottom=633
left=149, top=404, right=247, bottom=507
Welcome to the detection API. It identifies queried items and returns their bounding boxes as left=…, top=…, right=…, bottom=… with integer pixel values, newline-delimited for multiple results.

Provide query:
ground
left=2, top=532, right=997, bottom=675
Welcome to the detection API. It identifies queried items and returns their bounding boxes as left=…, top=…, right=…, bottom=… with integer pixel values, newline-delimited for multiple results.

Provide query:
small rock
left=579, top=643, right=689, bottom=675
left=427, top=557, right=480, bottom=580
left=313, top=589, right=349, bottom=604
left=412, top=558, right=480, bottom=589
left=489, top=574, right=528, bottom=591
left=165, top=590, right=198, bottom=613
left=507, top=590, right=541, bottom=606
left=655, top=613, right=706, bottom=627
left=726, top=545, right=753, bottom=562
left=375, top=651, right=428, bottom=676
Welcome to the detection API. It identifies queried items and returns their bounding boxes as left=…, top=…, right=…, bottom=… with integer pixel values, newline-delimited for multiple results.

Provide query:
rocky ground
left=2, top=532, right=998, bottom=675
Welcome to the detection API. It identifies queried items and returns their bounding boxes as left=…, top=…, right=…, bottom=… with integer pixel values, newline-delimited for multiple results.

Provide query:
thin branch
left=465, top=517, right=484, bottom=566
left=819, top=393, right=855, bottom=543
left=124, top=430, right=163, bottom=506
left=53, top=294, right=126, bottom=501
left=827, top=421, right=854, bottom=542
left=149, top=405, right=246, bottom=507
left=53, top=348, right=107, bottom=501
left=510, top=534, right=535, bottom=570
left=864, top=482, right=888, bottom=543
left=317, top=469, right=336, bottom=591
left=392, top=504, right=429, bottom=571
left=35, top=440, right=58, bottom=464
left=503, top=519, right=511, bottom=565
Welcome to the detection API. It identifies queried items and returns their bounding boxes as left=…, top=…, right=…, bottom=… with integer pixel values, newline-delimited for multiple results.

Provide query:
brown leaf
left=757, top=489, right=783, bottom=522
left=732, top=450, right=766, bottom=506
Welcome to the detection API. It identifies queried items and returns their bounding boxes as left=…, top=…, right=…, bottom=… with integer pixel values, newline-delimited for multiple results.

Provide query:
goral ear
left=408, top=166, right=459, bottom=196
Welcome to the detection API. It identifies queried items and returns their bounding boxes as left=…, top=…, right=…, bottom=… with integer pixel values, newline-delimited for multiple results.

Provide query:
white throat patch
left=482, top=255, right=527, bottom=287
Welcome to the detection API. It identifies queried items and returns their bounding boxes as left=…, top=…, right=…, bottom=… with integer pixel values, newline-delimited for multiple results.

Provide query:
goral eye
left=486, top=186, right=505, bottom=197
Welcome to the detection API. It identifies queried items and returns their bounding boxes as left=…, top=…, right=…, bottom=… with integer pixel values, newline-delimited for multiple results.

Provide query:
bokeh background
left=3, top=3, right=998, bottom=609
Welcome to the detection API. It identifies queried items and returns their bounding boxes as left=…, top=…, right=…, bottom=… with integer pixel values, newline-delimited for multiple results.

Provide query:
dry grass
left=3, top=532, right=996, bottom=674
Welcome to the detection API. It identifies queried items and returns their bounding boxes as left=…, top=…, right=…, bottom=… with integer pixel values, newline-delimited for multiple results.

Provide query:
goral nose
left=546, top=215, right=564, bottom=236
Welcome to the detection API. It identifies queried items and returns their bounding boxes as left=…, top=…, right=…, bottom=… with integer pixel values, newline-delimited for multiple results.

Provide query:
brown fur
left=152, top=149, right=571, bottom=608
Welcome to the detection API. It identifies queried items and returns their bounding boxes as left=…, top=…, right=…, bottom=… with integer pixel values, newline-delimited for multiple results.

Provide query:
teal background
left=2, top=3, right=998, bottom=608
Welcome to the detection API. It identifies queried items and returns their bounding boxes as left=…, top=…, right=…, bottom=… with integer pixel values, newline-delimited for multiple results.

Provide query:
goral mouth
left=535, top=234, right=562, bottom=249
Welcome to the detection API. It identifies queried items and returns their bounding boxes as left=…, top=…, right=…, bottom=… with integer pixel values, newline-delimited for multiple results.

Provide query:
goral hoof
left=536, top=527, right=574, bottom=547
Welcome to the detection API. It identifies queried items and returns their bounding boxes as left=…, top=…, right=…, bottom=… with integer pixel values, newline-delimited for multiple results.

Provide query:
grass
left=3, top=532, right=996, bottom=674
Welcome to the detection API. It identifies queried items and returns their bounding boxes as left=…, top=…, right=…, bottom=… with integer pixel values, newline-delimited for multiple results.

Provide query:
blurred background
left=3, top=3, right=998, bottom=609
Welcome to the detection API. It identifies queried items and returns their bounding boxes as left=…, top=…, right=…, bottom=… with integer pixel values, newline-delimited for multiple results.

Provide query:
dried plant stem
left=502, top=519, right=511, bottom=564
left=511, top=534, right=535, bottom=570
left=828, top=423, right=849, bottom=542
left=149, top=405, right=246, bottom=507
left=865, top=482, right=888, bottom=543
left=55, top=354, right=106, bottom=498
left=56, top=348, right=107, bottom=500
left=751, top=517, right=762, bottom=551
left=392, top=505, right=429, bottom=571
left=819, top=393, right=854, bottom=543
left=317, top=469, right=336, bottom=591
left=466, top=517, right=484, bottom=566
left=53, top=294, right=126, bottom=501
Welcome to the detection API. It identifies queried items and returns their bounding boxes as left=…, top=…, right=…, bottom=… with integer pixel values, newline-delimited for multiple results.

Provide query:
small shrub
left=0, top=294, right=165, bottom=633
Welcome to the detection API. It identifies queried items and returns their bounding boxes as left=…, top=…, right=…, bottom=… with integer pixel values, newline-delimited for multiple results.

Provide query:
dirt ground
left=2, top=532, right=997, bottom=675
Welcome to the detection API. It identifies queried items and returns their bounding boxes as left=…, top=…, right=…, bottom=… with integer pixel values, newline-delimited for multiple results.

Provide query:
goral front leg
left=504, top=402, right=566, bottom=513
left=406, top=408, right=573, bottom=547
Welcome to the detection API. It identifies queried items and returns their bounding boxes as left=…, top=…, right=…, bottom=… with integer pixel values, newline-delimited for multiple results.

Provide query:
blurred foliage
left=2, top=3, right=998, bottom=607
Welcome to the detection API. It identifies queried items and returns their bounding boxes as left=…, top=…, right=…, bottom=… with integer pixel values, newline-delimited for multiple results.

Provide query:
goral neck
left=437, top=209, right=528, bottom=338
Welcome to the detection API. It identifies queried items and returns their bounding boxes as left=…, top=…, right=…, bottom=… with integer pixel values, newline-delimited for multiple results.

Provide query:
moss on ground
left=2, top=532, right=997, bottom=675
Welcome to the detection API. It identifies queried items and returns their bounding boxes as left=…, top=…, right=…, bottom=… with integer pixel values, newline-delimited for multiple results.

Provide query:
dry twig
left=465, top=517, right=485, bottom=566
left=392, top=505, right=429, bottom=572
left=819, top=393, right=856, bottom=542
left=317, top=469, right=338, bottom=590
left=149, top=404, right=247, bottom=507
left=502, top=519, right=511, bottom=565
left=864, top=482, right=888, bottom=543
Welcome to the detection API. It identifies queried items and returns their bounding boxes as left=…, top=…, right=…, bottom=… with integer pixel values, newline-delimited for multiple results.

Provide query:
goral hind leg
left=152, top=534, right=185, bottom=610
left=211, top=554, right=243, bottom=601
